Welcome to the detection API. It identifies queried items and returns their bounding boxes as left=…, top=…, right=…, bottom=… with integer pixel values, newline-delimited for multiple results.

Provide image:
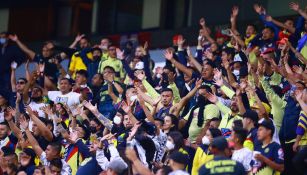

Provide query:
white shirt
left=48, top=91, right=81, bottom=110
left=169, top=170, right=190, bottom=175
left=232, top=147, right=253, bottom=171
left=28, top=101, right=48, bottom=118
left=40, top=151, right=72, bottom=175
left=0, top=112, right=4, bottom=123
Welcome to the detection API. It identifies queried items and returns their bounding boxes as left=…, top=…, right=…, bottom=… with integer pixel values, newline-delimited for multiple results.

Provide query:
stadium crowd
left=0, top=2, right=307, bottom=175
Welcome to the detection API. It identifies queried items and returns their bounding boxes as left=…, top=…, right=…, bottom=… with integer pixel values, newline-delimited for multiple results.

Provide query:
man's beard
left=32, top=96, right=42, bottom=102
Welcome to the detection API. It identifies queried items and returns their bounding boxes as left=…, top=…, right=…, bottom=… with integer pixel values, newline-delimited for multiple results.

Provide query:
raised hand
left=8, top=34, right=18, bottom=42
left=233, top=6, right=239, bottom=16
left=75, top=34, right=85, bottom=42
left=294, top=90, right=303, bottom=102
left=11, top=61, right=18, bottom=70
left=82, top=100, right=98, bottom=113
left=128, top=122, right=141, bottom=139
left=42, top=105, right=53, bottom=116
left=135, top=70, right=146, bottom=81
left=199, top=18, right=206, bottom=27
left=292, top=65, right=303, bottom=74
left=116, top=48, right=124, bottom=60
left=289, top=2, right=300, bottom=11
left=143, top=41, right=148, bottom=51
left=206, top=93, right=218, bottom=104
left=16, top=92, right=21, bottom=103
left=195, top=78, right=203, bottom=89
left=38, top=62, right=45, bottom=73
left=164, top=49, right=173, bottom=61
left=69, top=130, right=80, bottom=144
left=186, top=46, right=192, bottom=57
left=19, top=114, right=29, bottom=130
left=253, top=4, right=262, bottom=14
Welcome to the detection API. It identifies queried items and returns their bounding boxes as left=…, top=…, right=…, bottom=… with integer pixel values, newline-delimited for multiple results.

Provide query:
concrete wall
left=142, top=0, right=161, bottom=29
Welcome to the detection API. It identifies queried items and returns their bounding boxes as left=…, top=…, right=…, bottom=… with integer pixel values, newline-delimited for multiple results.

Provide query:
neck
left=234, top=144, right=243, bottom=150
left=262, top=137, right=272, bottom=146
left=172, top=164, right=185, bottom=171
left=61, top=91, right=70, bottom=95
left=246, top=125, right=254, bottom=132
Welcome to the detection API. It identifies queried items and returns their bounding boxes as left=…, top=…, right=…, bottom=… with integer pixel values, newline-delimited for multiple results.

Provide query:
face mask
left=202, top=136, right=210, bottom=145
left=113, top=115, right=122, bottom=125
left=99, top=45, right=108, bottom=50
left=90, top=126, right=97, bottom=134
left=233, top=69, right=240, bottom=77
left=130, top=95, right=137, bottom=102
left=165, top=140, right=175, bottom=151
left=32, top=96, right=43, bottom=102
left=93, top=56, right=100, bottom=60
left=156, top=74, right=162, bottom=79
left=0, top=38, right=6, bottom=44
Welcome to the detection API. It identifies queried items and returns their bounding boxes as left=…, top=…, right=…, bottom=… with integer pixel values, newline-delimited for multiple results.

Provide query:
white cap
left=135, top=61, right=144, bottom=70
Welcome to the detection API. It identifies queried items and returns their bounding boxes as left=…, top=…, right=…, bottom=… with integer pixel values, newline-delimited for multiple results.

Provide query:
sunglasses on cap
left=17, top=81, right=25, bottom=84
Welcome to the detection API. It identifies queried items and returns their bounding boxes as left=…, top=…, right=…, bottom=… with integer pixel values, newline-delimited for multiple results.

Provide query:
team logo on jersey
left=264, top=148, right=269, bottom=153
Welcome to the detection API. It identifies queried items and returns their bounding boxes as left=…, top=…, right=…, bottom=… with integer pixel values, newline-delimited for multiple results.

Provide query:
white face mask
left=202, top=136, right=210, bottom=145
left=113, top=115, right=122, bottom=125
left=156, top=74, right=162, bottom=79
left=233, top=69, right=240, bottom=77
left=130, top=95, right=137, bottom=102
left=165, top=140, right=175, bottom=151
left=99, top=45, right=108, bottom=50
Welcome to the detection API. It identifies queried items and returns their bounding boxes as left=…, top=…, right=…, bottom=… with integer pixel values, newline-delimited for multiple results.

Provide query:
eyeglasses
left=17, top=81, right=25, bottom=84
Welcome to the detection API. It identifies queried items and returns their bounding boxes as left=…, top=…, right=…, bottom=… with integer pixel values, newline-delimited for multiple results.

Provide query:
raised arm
left=290, top=2, right=307, bottom=20
left=5, top=108, right=23, bottom=140
left=230, top=6, right=240, bottom=35
left=10, top=62, right=17, bottom=92
left=164, top=49, right=193, bottom=78
left=199, top=18, right=216, bottom=44
left=266, top=15, right=295, bottom=33
left=69, top=34, right=85, bottom=49
left=9, top=34, right=36, bottom=60
left=20, top=116, right=43, bottom=157
left=187, top=46, right=203, bottom=73
left=26, top=106, right=54, bottom=142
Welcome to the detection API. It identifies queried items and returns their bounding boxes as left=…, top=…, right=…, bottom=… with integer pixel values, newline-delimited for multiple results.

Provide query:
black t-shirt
left=35, top=135, right=51, bottom=150
left=33, top=54, right=58, bottom=82
left=198, top=156, right=246, bottom=175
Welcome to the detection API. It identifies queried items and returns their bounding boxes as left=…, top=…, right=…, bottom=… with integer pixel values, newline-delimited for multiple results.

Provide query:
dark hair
left=271, top=85, right=283, bottom=98
left=208, top=128, right=222, bottom=138
left=90, top=118, right=102, bottom=126
left=168, top=131, right=184, bottom=150
left=60, top=78, right=73, bottom=85
left=80, top=35, right=90, bottom=43
left=165, top=114, right=179, bottom=131
left=76, top=69, right=88, bottom=78
left=233, top=127, right=248, bottom=145
left=163, top=65, right=176, bottom=74
left=160, top=88, right=173, bottom=94
left=204, top=59, right=216, bottom=69
left=18, top=78, right=28, bottom=84
left=161, top=165, right=172, bottom=175
left=103, top=66, right=115, bottom=73
left=247, top=24, right=257, bottom=32
left=222, top=47, right=235, bottom=58
left=48, top=142, right=62, bottom=155
left=0, top=121, right=9, bottom=127
left=92, top=47, right=102, bottom=54
left=264, top=26, right=275, bottom=34
left=50, top=158, right=63, bottom=170
left=233, top=120, right=243, bottom=129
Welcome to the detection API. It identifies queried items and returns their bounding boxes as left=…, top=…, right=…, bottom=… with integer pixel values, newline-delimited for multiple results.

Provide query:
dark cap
left=169, top=151, right=190, bottom=165
left=243, top=110, right=258, bottom=124
left=22, top=148, right=36, bottom=158
left=258, top=119, right=275, bottom=134
left=0, top=90, right=9, bottom=101
left=1, top=147, right=15, bottom=157
left=211, top=136, right=228, bottom=151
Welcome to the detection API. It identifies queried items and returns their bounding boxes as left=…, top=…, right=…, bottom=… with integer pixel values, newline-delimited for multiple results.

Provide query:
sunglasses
left=17, top=81, right=25, bottom=84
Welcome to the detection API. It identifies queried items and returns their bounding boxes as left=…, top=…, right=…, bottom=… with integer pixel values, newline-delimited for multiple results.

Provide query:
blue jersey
left=252, top=142, right=284, bottom=175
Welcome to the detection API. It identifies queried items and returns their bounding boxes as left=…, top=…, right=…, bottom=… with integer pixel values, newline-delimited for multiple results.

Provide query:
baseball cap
left=169, top=151, right=190, bottom=166
left=108, top=158, right=128, bottom=174
left=258, top=119, right=275, bottom=134
left=211, top=136, right=228, bottom=151
left=251, top=102, right=271, bottom=114
left=243, top=110, right=258, bottom=125
left=135, top=61, right=144, bottom=70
